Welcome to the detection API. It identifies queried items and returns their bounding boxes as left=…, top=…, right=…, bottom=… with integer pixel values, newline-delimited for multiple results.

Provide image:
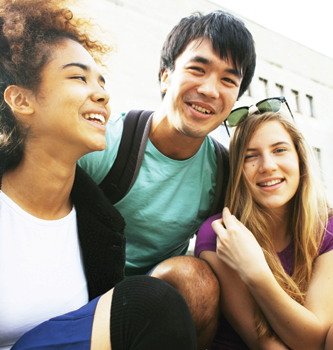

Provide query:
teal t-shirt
left=78, top=113, right=217, bottom=277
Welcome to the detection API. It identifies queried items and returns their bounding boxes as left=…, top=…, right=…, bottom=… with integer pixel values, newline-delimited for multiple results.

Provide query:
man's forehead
left=183, top=38, right=215, bottom=55
left=178, top=38, right=242, bottom=77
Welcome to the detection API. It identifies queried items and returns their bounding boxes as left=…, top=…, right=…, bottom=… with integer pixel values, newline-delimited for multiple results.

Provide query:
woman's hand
left=212, top=208, right=333, bottom=350
left=212, top=207, right=270, bottom=283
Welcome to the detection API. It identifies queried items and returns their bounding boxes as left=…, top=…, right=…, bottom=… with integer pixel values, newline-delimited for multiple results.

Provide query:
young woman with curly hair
left=0, top=1, right=196, bottom=349
left=195, top=107, right=333, bottom=349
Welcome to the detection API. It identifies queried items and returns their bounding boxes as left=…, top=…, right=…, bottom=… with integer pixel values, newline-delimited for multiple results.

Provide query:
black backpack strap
left=208, top=137, right=230, bottom=216
left=99, top=110, right=153, bottom=204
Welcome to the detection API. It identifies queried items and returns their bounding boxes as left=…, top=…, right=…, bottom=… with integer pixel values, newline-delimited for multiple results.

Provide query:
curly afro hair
left=0, top=0, right=113, bottom=168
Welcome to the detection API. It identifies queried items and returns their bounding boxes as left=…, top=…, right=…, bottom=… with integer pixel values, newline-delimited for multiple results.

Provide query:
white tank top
left=0, top=191, right=89, bottom=349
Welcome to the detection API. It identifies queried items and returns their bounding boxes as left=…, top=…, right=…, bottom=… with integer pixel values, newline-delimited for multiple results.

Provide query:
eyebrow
left=246, top=141, right=292, bottom=151
left=188, top=55, right=242, bottom=78
left=62, top=62, right=106, bottom=84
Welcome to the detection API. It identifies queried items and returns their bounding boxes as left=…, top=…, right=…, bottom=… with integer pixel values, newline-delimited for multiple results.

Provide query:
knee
left=152, top=256, right=220, bottom=348
left=152, top=256, right=220, bottom=310
left=151, top=257, right=220, bottom=349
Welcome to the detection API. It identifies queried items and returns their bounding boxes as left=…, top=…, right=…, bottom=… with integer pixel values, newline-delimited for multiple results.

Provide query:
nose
left=91, top=84, right=110, bottom=105
left=197, top=75, right=219, bottom=99
left=259, top=153, right=278, bottom=174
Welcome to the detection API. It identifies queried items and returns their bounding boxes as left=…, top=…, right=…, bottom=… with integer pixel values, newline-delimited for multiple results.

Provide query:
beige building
left=76, top=0, right=333, bottom=205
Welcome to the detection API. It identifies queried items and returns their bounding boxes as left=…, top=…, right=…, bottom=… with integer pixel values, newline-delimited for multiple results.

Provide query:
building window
left=275, top=84, right=284, bottom=97
left=290, top=90, right=299, bottom=112
left=312, top=147, right=321, bottom=166
left=312, top=147, right=323, bottom=181
left=258, top=78, right=268, bottom=99
left=305, top=95, right=314, bottom=117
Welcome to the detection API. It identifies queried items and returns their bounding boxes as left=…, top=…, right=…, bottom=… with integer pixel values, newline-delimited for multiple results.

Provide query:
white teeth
left=191, top=104, right=212, bottom=114
left=258, top=179, right=283, bottom=187
left=83, top=113, right=106, bottom=125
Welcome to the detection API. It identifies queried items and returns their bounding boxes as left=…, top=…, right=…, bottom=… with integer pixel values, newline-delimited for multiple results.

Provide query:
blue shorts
left=12, top=296, right=101, bottom=350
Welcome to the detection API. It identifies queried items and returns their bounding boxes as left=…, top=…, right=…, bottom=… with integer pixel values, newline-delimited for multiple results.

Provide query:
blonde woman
left=195, top=101, right=333, bottom=350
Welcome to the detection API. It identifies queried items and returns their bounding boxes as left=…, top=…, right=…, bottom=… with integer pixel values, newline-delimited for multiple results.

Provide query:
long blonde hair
left=226, top=111, right=330, bottom=337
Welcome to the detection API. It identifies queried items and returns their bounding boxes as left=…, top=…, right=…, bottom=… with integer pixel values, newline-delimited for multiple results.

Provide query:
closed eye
left=71, top=76, right=86, bottom=82
left=244, top=154, right=257, bottom=161
left=189, top=66, right=205, bottom=73
left=222, top=77, right=236, bottom=85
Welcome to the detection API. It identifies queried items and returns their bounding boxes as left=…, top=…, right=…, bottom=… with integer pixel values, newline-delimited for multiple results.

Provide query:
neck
left=264, top=204, right=293, bottom=252
left=2, top=153, right=76, bottom=220
left=149, top=108, right=206, bottom=160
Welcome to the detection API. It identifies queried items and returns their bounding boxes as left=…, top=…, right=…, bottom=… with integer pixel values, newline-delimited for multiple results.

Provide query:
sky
left=210, top=0, right=333, bottom=59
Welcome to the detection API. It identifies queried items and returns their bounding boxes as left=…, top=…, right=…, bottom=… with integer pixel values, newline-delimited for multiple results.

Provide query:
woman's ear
left=160, top=69, right=170, bottom=93
left=4, top=85, right=35, bottom=115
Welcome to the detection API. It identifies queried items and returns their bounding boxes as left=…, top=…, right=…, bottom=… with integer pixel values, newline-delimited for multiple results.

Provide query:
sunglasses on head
left=223, top=96, right=294, bottom=136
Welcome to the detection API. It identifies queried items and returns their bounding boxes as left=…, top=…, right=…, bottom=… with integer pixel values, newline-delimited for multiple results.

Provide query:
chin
left=94, top=144, right=107, bottom=152
left=261, top=201, right=290, bottom=211
left=180, top=126, right=209, bottom=139
left=87, top=139, right=107, bottom=152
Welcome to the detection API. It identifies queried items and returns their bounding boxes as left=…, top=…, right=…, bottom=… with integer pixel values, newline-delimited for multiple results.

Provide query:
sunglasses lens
left=227, top=108, right=249, bottom=126
left=257, top=99, right=282, bottom=113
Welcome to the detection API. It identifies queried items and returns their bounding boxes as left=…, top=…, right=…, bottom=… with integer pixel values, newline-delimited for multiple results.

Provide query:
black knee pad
left=110, top=275, right=196, bottom=350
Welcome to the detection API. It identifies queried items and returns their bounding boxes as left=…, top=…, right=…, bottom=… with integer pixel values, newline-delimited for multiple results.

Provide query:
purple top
left=195, top=214, right=333, bottom=350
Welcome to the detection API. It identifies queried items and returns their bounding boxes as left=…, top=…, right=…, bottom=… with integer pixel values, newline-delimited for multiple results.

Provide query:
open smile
left=191, top=103, right=212, bottom=115
left=257, top=178, right=285, bottom=191
left=186, top=102, right=216, bottom=120
left=83, top=113, right=106, bottom=125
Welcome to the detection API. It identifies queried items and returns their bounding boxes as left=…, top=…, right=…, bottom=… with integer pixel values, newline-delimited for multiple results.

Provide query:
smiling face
left=243, top=121, right=300, bottom=211
left=161, top=39, right=242, bottom=140
left=28, top=38, right=110, bottom=159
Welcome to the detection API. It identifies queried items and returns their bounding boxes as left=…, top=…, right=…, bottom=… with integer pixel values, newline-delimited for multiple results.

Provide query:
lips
left=257, top=178, right=284, bottom=187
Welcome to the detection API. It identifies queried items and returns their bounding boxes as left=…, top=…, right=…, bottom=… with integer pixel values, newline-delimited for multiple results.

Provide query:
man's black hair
left=159, top=11, right=256, bottom=99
